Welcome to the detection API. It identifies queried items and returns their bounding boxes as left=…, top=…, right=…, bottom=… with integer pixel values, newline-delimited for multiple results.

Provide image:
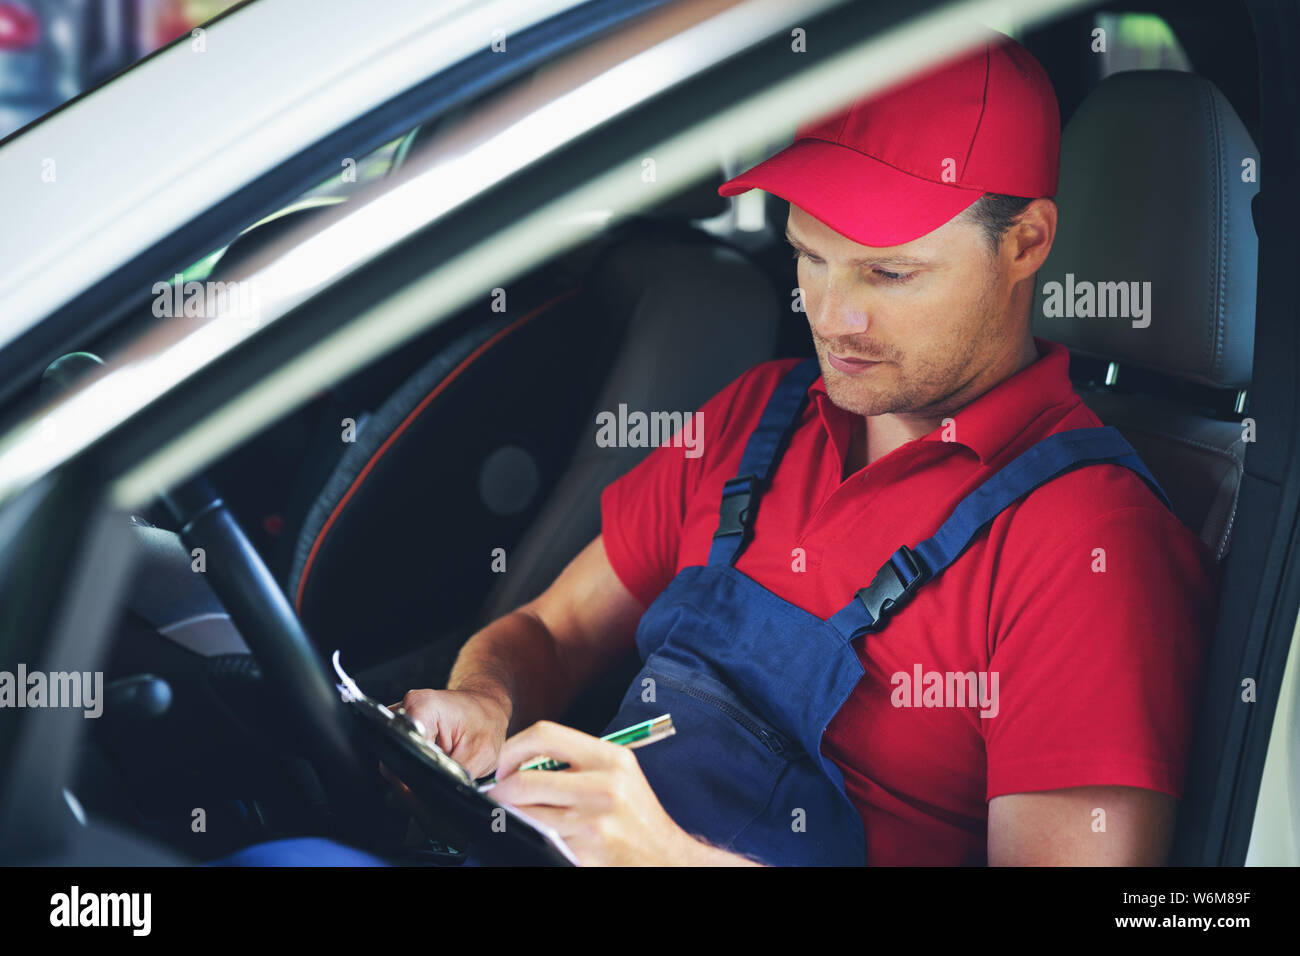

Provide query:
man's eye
left=791, top=248, right=821, bottom=264
left=874, top=268, right=915, bottom=284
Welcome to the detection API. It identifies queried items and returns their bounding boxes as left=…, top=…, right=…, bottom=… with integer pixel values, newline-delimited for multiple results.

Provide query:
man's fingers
left=490, top=767, right=617, bottom=810
left=494, top=720, right=622, bottom=781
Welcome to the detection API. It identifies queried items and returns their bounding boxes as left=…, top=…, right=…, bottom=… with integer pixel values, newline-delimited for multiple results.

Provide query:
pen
left=477, top=714, right=674, bottom=791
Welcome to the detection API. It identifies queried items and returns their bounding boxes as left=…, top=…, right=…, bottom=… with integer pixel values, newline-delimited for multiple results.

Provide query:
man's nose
left=810, top=279, right=868, bottom=336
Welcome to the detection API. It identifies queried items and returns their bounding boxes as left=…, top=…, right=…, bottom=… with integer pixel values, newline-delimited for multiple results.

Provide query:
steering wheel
left=46, top=352, right=468, bottom=850
left=160, top=475, right=372, bottom=804
left=160, top=473, right=570, bottom=864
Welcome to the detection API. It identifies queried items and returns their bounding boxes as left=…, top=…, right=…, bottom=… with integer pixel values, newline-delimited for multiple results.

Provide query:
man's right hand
left=392, top=537, right=643, bottom=780
left=396, top=688, right=511, bottom=779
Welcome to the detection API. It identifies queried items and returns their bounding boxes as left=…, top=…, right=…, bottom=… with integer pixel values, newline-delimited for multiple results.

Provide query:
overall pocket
left=605, top=653, right=808, bottom=853
left=642, top=654, right=796, bottom=756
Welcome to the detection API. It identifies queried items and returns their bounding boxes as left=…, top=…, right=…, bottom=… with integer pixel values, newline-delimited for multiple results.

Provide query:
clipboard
left=332, top=652, right=577, bottom=866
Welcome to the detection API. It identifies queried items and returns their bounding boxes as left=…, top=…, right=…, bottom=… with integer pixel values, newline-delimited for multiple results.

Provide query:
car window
left=1094, top=12, right=1192, bottom=75
left=178, top=134, right=406, bottom=283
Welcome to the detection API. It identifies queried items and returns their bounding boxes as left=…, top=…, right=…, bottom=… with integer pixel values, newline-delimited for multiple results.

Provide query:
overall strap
left=709, top=358, right=822, bottom=566
left=828, top=426, right=1173, bottom=638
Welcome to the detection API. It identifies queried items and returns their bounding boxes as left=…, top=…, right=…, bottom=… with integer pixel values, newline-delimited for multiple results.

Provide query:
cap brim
left=718, top=139, right=983, bottom=247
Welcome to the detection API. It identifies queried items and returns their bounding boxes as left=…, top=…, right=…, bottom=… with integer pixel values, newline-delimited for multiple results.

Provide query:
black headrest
left=1034, top=71, right=1258, bottom=389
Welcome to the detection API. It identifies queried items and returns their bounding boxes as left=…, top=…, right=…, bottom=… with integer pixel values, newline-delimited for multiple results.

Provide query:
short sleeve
left=599, top=362, right=793, bottom=609
left=983, top=503, right=1219, bottom=801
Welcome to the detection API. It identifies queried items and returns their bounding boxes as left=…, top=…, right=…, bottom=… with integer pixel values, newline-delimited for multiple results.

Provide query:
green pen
left=477, top=714, right=674, bottom=791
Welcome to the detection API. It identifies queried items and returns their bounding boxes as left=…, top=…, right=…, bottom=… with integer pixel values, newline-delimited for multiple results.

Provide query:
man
left=400, top=35, right=1217, bottom=866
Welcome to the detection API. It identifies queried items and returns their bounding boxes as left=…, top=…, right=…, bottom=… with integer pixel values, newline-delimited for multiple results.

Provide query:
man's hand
left=490, top=721, right=762, bottom=866
left=395, top=688, right=510, bottom=779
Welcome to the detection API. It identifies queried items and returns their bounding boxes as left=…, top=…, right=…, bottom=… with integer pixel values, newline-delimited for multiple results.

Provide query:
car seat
left=286, top=172, right=784, bottom=677
left=1032, top=70, right=1259, bottom=864
left=1034, top=70, right=1256, bottom=563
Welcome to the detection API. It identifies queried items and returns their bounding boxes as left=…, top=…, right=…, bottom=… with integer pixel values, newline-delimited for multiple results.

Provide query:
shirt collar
left=807, top=337, right=1077, bottom=465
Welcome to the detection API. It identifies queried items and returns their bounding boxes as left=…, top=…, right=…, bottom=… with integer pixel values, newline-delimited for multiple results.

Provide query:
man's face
left=787, top=202, right=1025, bottom=420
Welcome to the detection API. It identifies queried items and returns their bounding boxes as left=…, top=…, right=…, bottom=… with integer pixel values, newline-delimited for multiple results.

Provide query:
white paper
left=488, top=799, right=581, bottom=866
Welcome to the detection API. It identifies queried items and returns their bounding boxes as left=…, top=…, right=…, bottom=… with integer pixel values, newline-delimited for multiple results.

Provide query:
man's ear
left=1005, top=198, right=1057, bottom=282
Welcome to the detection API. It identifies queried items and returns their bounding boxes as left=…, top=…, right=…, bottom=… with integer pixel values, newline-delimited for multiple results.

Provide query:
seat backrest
left=287, top=188, right=781, bottom=671
left=472, top=221, right=783, bottom=732
left=286, top=263, right=620, bottom=670
left=1034, top=70, right=1258, bottom=562
left=478, top=224, right=783, bottom=621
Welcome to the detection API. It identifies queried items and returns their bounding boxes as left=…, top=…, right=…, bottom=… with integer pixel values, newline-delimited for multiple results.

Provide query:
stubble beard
left=811, top=273, right=1003, bottom=421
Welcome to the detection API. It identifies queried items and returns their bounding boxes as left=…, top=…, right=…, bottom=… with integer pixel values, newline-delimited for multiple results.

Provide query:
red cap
left=717, top=35, right=1059, bottom=247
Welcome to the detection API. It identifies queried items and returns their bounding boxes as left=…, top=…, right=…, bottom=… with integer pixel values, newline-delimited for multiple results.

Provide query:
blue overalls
left=601, top=357, right=1172, bottom=866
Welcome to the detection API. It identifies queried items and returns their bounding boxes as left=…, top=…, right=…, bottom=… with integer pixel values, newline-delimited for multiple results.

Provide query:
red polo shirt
left=599, top=337, right=1218, bottom=865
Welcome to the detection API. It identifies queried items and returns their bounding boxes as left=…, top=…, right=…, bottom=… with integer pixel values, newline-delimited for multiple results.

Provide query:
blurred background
left=0, top=0, right=242, bottom=139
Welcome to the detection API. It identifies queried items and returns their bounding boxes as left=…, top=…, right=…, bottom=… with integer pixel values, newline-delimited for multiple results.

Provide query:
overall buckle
left=855, top=546, right=928, bottom=632
left=713, top=475, right=759, bottom=541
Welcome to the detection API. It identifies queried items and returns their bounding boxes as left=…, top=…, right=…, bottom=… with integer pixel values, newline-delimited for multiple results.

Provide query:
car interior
left=29, top=0, right=1267, bottom=863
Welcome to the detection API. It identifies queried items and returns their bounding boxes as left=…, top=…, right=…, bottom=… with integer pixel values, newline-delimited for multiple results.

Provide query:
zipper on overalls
left=658, top=674, right=786, bottom=755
